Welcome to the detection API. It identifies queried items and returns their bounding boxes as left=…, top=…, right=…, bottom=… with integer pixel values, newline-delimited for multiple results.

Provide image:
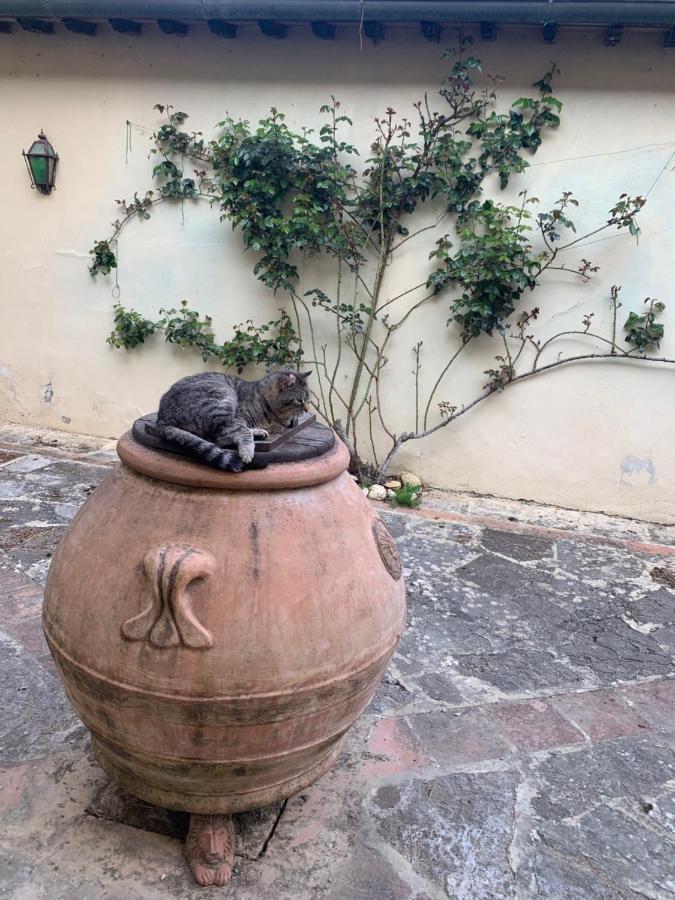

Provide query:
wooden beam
left=420, top=20, right=442, bottom=42
left=364, top=20, right=385, bottom=44
left=480, top=21, right=498, bottom=40
left=157, top=19, right=189, bottom=36
left=605, top=23, right=623, bottom=45
left=542, top=20, right=557, bottom=43
left=259, top=19, right=289, bottom=38
left=208, top=19, right=237, bottom=37
left=109, top=18, right=142, bottom=35
left=61, top=18, right=97, bottom=36
left=311, top=20, right=335, bottom=39
left=17, top=17, right=53, bottom=34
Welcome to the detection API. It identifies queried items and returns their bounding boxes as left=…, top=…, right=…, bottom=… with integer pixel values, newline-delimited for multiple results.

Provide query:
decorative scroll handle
left=121, top=544, right=215, bottom=649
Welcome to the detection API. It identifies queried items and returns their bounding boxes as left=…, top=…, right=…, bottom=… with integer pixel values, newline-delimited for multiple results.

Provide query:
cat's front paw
left=238, top=442, right=255, bottom=464
left=251, top=428, right=269, bottom=440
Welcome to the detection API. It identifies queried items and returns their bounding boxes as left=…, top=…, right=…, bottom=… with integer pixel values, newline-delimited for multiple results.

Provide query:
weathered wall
left=1, top=24, right=674, bottom=521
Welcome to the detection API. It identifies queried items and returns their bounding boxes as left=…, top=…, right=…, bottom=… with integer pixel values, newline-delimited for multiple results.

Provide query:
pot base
left=92, top=735, right=346, bottom=814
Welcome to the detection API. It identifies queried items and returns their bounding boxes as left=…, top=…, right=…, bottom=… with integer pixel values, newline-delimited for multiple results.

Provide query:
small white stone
left=368, top=484, right=387, bottom=501
left=400, top=471, right=422, bottom=488
left=384, top=480, right=402, bottom=490
left=361, top=486, right=370, bottom=495
left=387, top=489, right=396, bottom=499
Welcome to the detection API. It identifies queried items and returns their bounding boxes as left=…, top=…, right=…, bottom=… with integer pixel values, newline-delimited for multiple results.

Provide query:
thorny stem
left=511, top=334, right=529, bottom=369
left=318, top=347, right=350, bottom=409
left=110, top=197, right=164, bottom=242
left=423, top=340, right=470, bottom=429
left=351, top=332, right=388, bottom=422
left=366, top=398, right=380, bottom=466
left=103, top=190, right=213, bottom=263
left=338, top=204, right=380, bottom=254
left=378, top=437, right=404, bottom=481
left=532, top=329, right=633, bottom=369
left=294, top=291, right=328, bottom=418
left=546, top=265, right=591, bottom=281
left=502, top=333, right=513, bottom=368
left=289, top=295, right=303, bottom=365
left=391, top=292, right=437, bottom=330
left=557, top=220, right=629, bottom=253
left=327, top=258, right=345, bottom=422
left=378, top=281, right=429, bottom=313
left=345, top=135, right=392, bottom=435
left=532, top=205, right=639, bottom=283
left=390, top=210, right=448, bottom=254
left=611, top=285, right=620, bottom=355
left=538, top=217, right=556, bottom=255
left=375, top=361, right=396, bottom=442
left=413, top=342, right=423, bottom=432
left=353, top=270, right=376, bottom=301
left=333, top=418, right=358, bottom=473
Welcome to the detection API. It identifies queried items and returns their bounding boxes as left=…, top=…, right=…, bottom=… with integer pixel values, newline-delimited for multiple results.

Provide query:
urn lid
left=117, top=419, right=348, bottom=491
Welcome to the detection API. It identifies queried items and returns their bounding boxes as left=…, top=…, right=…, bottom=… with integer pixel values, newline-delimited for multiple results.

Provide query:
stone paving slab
left=0, top=423, right=673, bottom=898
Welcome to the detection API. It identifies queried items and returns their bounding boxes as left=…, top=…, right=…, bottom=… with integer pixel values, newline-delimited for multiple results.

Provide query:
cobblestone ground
left=0, top=421, right=673, bottom=899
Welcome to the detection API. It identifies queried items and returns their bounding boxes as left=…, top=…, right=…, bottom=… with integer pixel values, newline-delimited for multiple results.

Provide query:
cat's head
left=262, top=370, right=311, bottom=424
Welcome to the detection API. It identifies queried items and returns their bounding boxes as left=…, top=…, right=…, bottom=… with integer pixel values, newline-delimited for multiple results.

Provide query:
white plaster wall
left=1, top=24, right=674, bottom=521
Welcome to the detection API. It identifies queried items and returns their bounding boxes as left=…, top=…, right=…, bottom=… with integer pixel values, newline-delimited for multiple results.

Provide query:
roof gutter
left=0, top=2, right=673, bottom=26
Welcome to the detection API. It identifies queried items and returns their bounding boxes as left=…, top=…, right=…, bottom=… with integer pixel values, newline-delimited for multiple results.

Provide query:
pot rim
left=116, top=429, right=350, bottom=490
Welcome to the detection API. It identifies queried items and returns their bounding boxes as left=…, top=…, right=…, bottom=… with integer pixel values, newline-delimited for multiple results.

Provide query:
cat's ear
left=299, top=371, right=312, bottom=380
left=276, top=373, right=296, bottom=391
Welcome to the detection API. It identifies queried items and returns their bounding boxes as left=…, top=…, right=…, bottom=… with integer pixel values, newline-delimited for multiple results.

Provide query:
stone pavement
left=0, top=421, right=673, bottom=899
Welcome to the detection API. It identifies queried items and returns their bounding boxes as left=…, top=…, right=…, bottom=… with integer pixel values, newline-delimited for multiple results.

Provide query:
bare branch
left=378, top=281, right=428, bottom=313
left=409, top=353, right=675, bottom=446
left=390, top=209, right=448, bottom=254
left=422, top=340, right=470, bottom=429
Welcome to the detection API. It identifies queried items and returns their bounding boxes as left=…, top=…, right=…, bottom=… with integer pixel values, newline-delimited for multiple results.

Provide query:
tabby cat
left=154, top=371, right=311, bottom=472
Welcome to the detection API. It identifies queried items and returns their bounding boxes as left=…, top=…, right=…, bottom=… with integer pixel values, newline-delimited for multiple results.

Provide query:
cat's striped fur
left=154, top=371, right=310, bottom=471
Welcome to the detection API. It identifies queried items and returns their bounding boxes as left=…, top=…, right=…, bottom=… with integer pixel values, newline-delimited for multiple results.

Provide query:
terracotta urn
left=43, top=428, right=405, bottom=884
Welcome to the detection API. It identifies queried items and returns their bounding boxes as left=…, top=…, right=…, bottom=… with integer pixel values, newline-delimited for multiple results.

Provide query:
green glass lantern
left=22, top=131, right=59, bottom=194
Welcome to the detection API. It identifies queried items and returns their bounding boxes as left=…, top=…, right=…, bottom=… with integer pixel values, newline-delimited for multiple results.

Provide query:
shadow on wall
left=620, top=456, right=657, bottom=485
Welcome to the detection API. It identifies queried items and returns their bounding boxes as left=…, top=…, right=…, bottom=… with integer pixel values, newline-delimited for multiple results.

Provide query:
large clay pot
left=43, top=430, right=405, bottom=818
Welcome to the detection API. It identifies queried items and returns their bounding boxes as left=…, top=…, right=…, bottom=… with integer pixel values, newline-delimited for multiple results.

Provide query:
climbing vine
left=106, top=300, right=301, bottom=372
left=90, top=42, right=672, bottom=480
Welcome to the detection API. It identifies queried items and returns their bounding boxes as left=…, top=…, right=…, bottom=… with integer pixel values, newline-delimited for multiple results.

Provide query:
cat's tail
left=152, top=425, right=260, bottom=472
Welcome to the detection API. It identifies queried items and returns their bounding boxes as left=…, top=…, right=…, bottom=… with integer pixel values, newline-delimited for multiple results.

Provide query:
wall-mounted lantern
left=22, top=131, right=59, bottom=194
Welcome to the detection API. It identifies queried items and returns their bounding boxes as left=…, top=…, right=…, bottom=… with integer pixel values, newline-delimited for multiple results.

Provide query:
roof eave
left=0, top=2, right=674, bottom=27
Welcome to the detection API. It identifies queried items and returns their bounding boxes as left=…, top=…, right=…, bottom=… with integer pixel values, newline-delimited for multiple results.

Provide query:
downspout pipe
left=0, top=2, right=673, bottom=26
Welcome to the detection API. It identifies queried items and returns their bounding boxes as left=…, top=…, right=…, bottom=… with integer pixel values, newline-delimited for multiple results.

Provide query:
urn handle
left=121, top=544, right=215, bottom=649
